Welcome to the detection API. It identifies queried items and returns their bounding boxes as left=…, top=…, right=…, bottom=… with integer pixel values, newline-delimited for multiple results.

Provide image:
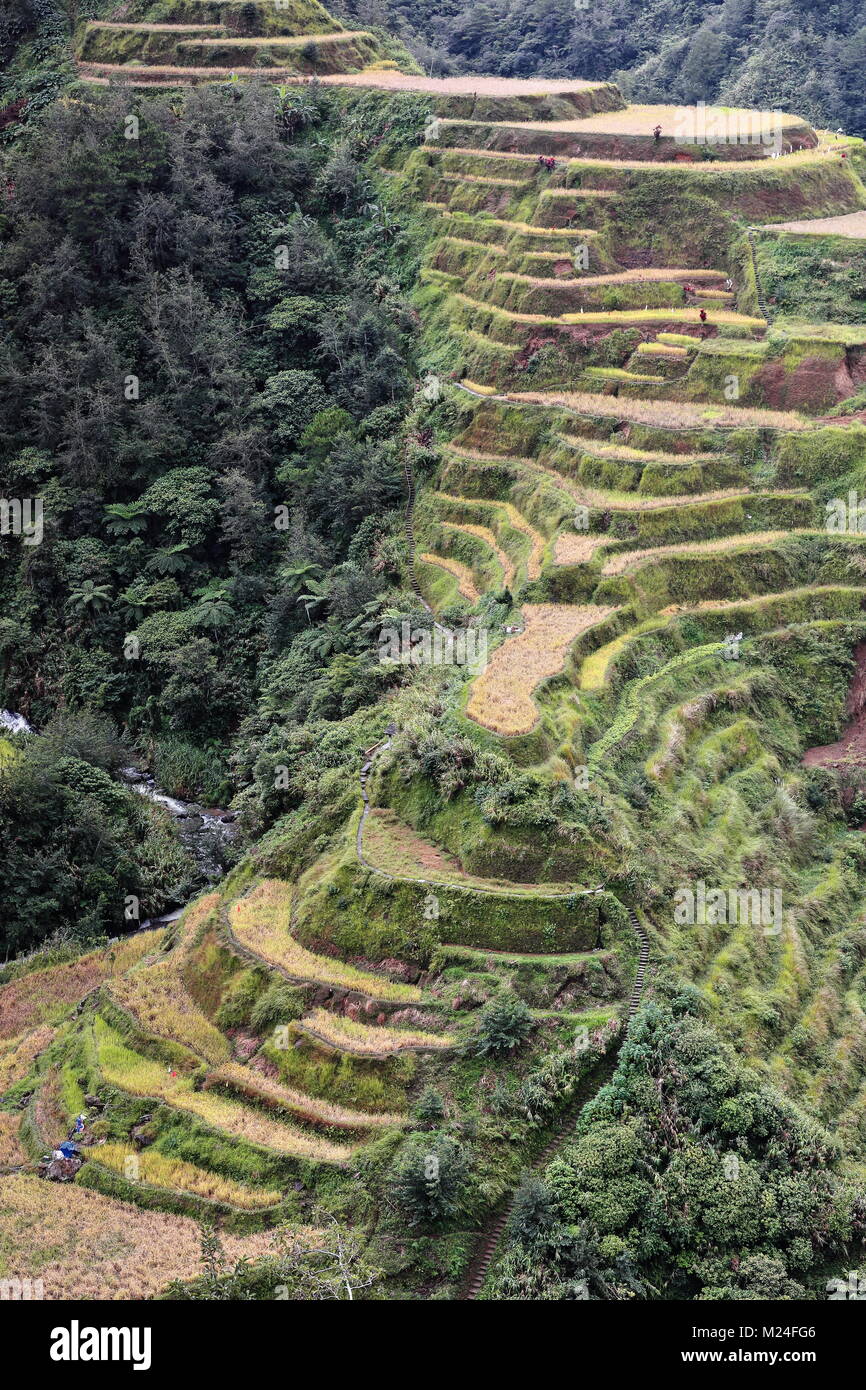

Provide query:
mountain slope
left=3, top=64, right=866, bottom=1303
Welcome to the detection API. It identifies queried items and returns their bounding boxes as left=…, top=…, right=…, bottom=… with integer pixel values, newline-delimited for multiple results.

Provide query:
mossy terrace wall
left=435, top=117, right=816, bottom=163
left=174, top=33, right=380, bottom=71
left=124, top=0, right=343, bottom=35
left=427, top=84, right=624, bottom=123
left=74, top=0, right=399, bottom=77
left=78, top=25, right=381, bottom=73
left=297, top=853, right=621, bottom=957
left=564, top=156, right=866, bottom=224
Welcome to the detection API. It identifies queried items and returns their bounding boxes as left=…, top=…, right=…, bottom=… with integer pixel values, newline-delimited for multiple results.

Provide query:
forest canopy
left=0, top=80, right=431, bottom=950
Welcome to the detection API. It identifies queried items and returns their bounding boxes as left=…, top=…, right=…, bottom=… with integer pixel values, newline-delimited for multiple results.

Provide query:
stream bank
left=1, top=709, right=239, bottom=929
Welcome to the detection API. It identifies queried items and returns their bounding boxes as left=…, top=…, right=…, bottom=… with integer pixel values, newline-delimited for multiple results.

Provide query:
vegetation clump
left=473, top=991, right=533, bottom=1055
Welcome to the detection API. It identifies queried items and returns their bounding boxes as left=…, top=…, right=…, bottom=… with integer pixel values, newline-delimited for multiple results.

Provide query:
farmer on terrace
left=653, top=124, right=662, bottom=143
left=699, top=308, right=708, bottom=323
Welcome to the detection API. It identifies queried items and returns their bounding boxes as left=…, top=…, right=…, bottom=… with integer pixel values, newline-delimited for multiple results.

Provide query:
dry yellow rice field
left=572, top=485, right=759, bottom=511
left=510, top=389, right=811, bottom=431
left=0, top=1111, right=27, bottom=1167
left=600, top=529, right=804, bottom=576
left=557, top=433, right=715, bottom=464
left=635, top=342, right=690, bottom=357
left=466, top=602, right=615, bottom=733
left=553, top=533, right=611, bottom=565
left=298, top=1007, right=454, bottom=1056
left=439, top=493, right=545, bottom=578
left=231, top=879, right=421, bottom=1003
left=476, top=102, right=809, bottom=136
left=454, top=290, right=765, bottom=328
left=500, top=501, right=546, bottom=577
left=560, top=148, right=835, bottom=172
left=419, top=551, right=481, bottom=601
left=498, top=267, right=725, bottom=288
left=179, top=31, right=375, bottom=47
left=447, top=443, right=536, bottom=465
left=170, top=891, right=221, bottom=955
left=92, top=1143, right=283, bottom=1209
left=107, top=958, right=230, bottom=1065
left=207, top=1062, right=406, bottom=1130
left=440, top=213, right=594, bottom=237
left=0, top=1025, right=55, bottom=1094
left=443, top=172, right=527, bottom=187
left=441, top=520, right=515, bottom=587
left=94, top=1018, right=356, bottom=1163
left=320, top=74, right=607, bottom=94
left=0, top=1174, right=290, bottom=1299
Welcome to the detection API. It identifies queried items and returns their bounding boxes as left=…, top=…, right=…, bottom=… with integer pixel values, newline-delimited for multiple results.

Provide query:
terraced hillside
left=73, top=0, right=413, bottom=85
left=6, top=72, right=866, bottom=1302
left=0, top=823, right=630, bottom=1296
left=386, top=94, right=866, bottom=752
left=370, top=80, right=866, bottom=1290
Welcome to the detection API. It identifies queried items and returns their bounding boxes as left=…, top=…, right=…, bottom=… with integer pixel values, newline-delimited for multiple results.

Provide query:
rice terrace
left=3, top=0, right=866, bottom=1343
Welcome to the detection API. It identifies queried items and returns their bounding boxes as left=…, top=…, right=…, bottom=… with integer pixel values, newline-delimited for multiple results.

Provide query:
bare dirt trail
left=803, top=641, right=866, bottom=768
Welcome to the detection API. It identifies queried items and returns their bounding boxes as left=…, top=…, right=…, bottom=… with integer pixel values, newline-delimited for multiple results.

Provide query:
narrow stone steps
left=461, top=908, right=650, bottom=1298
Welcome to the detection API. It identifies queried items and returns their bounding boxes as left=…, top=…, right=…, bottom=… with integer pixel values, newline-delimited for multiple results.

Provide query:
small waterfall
left=0, top=710, right=33, bottom=734
left=122, top=769, right=238, bottom=893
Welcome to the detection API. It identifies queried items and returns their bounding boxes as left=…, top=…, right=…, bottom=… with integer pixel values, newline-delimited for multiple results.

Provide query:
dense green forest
left=337, top=0, right=866, bottom=137
left=0, top=80, right=432, bottom=952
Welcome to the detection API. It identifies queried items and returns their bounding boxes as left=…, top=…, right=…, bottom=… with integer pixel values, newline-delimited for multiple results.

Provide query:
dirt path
left=761, top=210, right=866, bottom=239
left=803, top=641, right=866, bottom=768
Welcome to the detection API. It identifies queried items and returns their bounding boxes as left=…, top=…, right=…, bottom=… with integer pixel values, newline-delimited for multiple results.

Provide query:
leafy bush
left=506, top=1174, right=557, bottom=1245
left=413, top=1086, right=445, bottom=1127
left=388, top=1132, right=471, bottom=1226
left=249, top=982, right=306, bottom=1034
left=152, top=738, right=229, bottom=804
left=473, top=992, right=533, bottom=1056
left=215, top=971, right=264, bottom=1031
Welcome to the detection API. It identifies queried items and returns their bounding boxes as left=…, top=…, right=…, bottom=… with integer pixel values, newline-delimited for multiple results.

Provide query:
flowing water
left=1, top=710, right=237, bottom=928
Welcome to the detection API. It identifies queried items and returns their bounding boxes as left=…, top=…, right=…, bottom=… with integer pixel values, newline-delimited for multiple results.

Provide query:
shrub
left=215, top=971, right=264, bottom=1031
left=388, top=1132, right=471, bottom=1227
left=474, top=992, right=533, bottom=1056
left=152, top=738, right=229, bottom=804
left=249, top=982, right=305, bottom=1034
left=413, top=1086, right=445, bottom=1127
left=506, top=1174, right=557, bottom=1245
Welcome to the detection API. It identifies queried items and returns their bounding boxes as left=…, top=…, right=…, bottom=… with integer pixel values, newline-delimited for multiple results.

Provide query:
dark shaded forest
left=0, top=80, right=431, bottom=951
